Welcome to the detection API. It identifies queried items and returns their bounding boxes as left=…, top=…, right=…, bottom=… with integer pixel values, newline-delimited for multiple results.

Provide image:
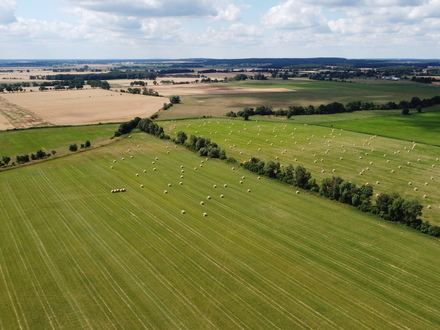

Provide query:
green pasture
left=0, top=124, right=118, bottom=159
left=1, top=133, right=439, bottom=328
left=159, top=78, right=440, bottom=119
left=163, top=118, right=440, bottom=225
left=318, top=107, right=440, bottom=146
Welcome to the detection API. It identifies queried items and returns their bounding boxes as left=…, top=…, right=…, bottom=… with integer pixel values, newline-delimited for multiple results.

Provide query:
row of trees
left=13, top=149, right=55, bottom=165
left=240, top=157, right=440, bottom=237
left=123, top=87, right=160, bottom=96
left=228, top=95, right=440, bottom=119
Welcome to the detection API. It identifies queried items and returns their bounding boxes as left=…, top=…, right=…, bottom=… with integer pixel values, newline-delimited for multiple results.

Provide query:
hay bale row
left=111, top=188, right=126, bottom=193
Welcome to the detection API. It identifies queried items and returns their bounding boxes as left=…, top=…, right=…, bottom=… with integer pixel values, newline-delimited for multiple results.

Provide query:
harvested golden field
left=1, top=89, right=167, bottom=127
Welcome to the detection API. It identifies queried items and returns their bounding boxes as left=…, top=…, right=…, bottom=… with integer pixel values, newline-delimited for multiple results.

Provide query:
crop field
left=1, top=132, right=440, bottom=328
left=162, top=118, right=440, bottom=225
left=0, top=124, right=118, bottom=158
left=0, top=89, right=166, bottom=127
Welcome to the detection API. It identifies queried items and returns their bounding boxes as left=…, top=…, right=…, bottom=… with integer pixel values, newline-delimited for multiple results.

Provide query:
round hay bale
left=383, top=154, right=387, bottom=157
left=242, top=176, right=245, bottom=180
left=137, top=145, right=140, bottom=148
left=376, top=181, right=380, bottom=185
left=155, top=157, right=159, bottom=160
left=247, top=189, right=251, bottom=193
left=181, top=170, right=185, bottom=173
left=179, top=182, right=183, bottom=185
left=425, top=182, right=428, bottom=186
left=140, top=184, right=144, bottom=188
left=121, top=157, right=125, bottom=161
left=194, top=167, right=198, bottom=170
left=386, top=160, right=390, bottom=163
left=257, top=176, right=261, bottom=180
left=110, top=166, right=113, bottom=169
left=224, top=184, right=227, bottom=188
left=164, top=190, right=168, bottom=194
left=296, top=191, right=300, bottom=194
left=130, top=156, right=133, bottom=159
left=231, top=167, right=235, bottom=170
left=200, top=201, right=204, bottom=205
left=220, top=194, right=224, bottom=198
left=152, top=161, right=155, bottom=164
left=180, top=165, right=184, bottom=168
left=207, top=196, right=211, bottom=200
left=213, top=185, right=217, bottom=188
left=167, top=151, right=170, bottom=154
left=128, top=149, right=131, bottom=152
left=391, top=170, right=395, bottom=173
left=129, top=135, right=132, bottom=138
left=407, top=162, right=411, bottom=165
left=427, top=205, right=432, bottom=209
left=203, top=212, right=208, bottom=217
left=340, top=157, right=343, bottom=160
left=321, top=170, right=325, bottom=173
left=136, top=173, right=139, bottom=177
left=168, top=183, right=172, bottom=187
left=181, top=210, right=185, bottom=214
left=111, top=190, right=114, bottom=193
left=423, top=195, right=427, bottom=199
left=180, top=175, right=184, bottom=179
left=414, top=187, right=418, bottom=191
left=239, top=181, right=243, bottom=184
left=332, top=169, right=336, bottom=172
left=143, top=169, right=147, bottom=173
left=153, top=168, right=157, bottom=171
left=432, top=164, right=436, bottom=168
left=113, top=160, right=116, bottom=163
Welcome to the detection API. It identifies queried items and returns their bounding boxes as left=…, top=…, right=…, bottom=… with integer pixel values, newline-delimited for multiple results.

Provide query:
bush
left=169, top=95, right=181, bottom=104
left=69, top=144, right=78, bottom=152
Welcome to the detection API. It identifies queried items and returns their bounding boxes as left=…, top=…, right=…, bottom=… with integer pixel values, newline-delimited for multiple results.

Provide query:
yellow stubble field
left=1, top=88, right=168, bottom=127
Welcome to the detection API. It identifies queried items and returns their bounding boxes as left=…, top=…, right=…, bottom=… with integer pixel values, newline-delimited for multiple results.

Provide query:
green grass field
left=318, top=108, right=440, bottom=146
left=0, top=124, right=119, bottom=159
left=1, top=132, right=440, bottom=328
left=162, top=118, right=440, bottom=225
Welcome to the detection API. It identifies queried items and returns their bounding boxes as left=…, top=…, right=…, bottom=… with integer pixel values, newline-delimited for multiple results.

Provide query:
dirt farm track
left=0, top=89, right=168, bottom=129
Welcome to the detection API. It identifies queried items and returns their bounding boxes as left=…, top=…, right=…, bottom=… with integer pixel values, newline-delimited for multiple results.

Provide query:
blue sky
left=0, top=0, right=439, bottom=59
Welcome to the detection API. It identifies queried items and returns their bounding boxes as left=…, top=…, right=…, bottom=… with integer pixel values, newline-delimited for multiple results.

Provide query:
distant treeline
left=35, top=70, right=158, bottom=81
left=227, top=95, right=440, bottom=119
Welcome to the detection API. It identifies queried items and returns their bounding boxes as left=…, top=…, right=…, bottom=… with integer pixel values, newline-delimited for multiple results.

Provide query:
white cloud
left=0, top=0, right=17, bottom=24
left=65, top=0, right=239, bottom=19
left=262, top=0, right=328, bottom=30
left=196, top=23, right=262, bottom=46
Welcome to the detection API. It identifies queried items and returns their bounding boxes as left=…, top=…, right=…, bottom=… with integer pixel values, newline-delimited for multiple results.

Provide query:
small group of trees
left=69, top=141, right=91, bottom=152
left=114, top=117, right=141, bottom=137
left=137, top=118, right=169, bottom=140
left=177, top=133, right=226, bottom=159
left=88, top=80, right=110, bottom=90
left=123, top=87, right=160, bottom=96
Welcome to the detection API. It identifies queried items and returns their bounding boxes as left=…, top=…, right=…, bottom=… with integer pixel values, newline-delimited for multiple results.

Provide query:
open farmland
left=0, top=124, right=118, bottom=158
left=162, top=118, right=440, bottom=225
left=1, top=132, right=440, bottom=328
left=0, top=89, right=167, bottom=127
left=158, top=78, right=440, bottom=120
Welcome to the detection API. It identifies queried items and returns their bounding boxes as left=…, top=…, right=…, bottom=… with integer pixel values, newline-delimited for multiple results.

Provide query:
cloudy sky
left=0, top=0, right=439, bottom=59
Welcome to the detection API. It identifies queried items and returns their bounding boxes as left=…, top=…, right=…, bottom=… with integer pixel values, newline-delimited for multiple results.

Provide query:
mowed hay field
left=1, top=132, right=440, bottom=328
left=1, top=89, right=167, bottom=126
left=0, top=124, right=118, bottom=158
left=162, top=118, right=440, bottom=225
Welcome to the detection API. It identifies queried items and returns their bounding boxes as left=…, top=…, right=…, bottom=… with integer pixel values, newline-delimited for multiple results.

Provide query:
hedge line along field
left=0, top=124, right=119, bottom=158
left=163, top=118, right=440, bottom=225
left=1, top=132, right=440, bottom=328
